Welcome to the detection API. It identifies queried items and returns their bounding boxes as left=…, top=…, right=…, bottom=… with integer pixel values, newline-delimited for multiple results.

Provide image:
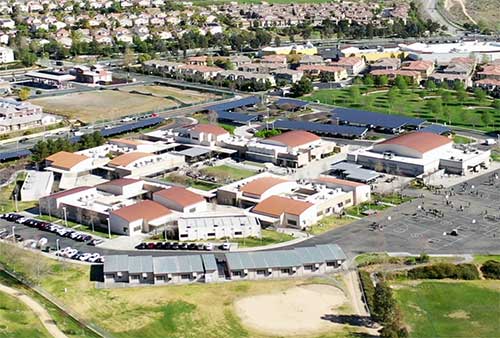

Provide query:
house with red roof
left=153, top=186, right=207, bottom=213
left=176, top=123, right=230, bottom=147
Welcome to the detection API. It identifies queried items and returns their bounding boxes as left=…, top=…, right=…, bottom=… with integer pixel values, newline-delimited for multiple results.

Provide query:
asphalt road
left=418, top=0, right=464, bottom=36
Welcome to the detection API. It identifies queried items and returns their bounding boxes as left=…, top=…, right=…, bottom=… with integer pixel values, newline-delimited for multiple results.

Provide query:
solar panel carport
left=206, top=96, right=260, bottom=112
left=272, top=119, right=367, bottom=138
left=331, top=107, right=426, bottom=132
left=419, top=124, right=451, bottom=135
left=0, top=149, right=32, bottom=162
left=275, top=98, right=309, bottom=110
left=216, top=110, right=259, bottom=124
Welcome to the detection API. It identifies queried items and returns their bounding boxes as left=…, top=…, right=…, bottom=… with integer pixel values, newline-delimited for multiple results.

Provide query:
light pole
left=11, top=225, right=15, bottom=243
left=63, top=206, right=68, bottom=227
left=14, top=192, right=18, bottom=212
left=107, top=217, right=111, bottom=239
left=56, top=238, right=60, bottom=251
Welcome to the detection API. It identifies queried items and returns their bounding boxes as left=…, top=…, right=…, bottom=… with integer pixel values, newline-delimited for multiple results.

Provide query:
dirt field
left=29, top=90, right=178, bottom=122
left=120, top=85, right=218, bottom=104
left=234, top=284, right=349, bottom=336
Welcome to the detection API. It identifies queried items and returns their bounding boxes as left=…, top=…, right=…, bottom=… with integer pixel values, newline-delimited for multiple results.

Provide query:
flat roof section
left=217, top=110, right=258, bottom=124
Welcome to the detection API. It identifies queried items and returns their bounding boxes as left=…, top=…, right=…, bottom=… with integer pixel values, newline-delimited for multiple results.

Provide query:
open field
left=0, top=242, right=368, bottom=338
left=394, top=280, right=500, bottom=338
left=0, top=286, right=51, bottom=338
left=235, top=284, right=349, bottom=336
left=303, top=87, right=500, bottom=132
left=29, top=90, right=177, bottom=122
left=120, top=85, right=218, bottom=104
left=464, top=0, right=500, bottom=30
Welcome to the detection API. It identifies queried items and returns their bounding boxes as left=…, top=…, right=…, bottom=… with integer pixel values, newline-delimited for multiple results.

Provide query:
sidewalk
left=0, top=282, right=68, bottom=338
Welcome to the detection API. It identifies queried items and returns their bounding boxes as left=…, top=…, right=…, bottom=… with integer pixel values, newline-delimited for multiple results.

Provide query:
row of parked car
left=55, top=247, right=104, bottom=263
left=0, top=213, right=103, bottom=246
left=135, top=241, right=231, bottom=251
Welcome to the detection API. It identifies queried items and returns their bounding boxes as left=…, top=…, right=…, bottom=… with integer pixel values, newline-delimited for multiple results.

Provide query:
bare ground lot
left=29, top=90, right=177, bottom=122
left=235, top=284, right=353, bottom=336
left=119, top=85, right=218, bottom=104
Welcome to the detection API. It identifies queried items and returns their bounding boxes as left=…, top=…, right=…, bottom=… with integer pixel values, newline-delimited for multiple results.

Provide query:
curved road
left=0, top=282, right=67, bottom=338
left=419, top=0, right=464, bottom=35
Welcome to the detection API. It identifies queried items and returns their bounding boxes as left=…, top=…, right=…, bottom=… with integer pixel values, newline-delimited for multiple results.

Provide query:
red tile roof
left=97, top=178, right=140, bottom=188
left=46, top=151, right=89, bottom=170
left=266, top=130, right=320, bottom=148
left=240, top=177, right=290, bottom=197
left=111, top=200, right=171, bottom=223
left=190, top=124, right=228, bottom=136
left=109, top=152, right=151, bottom=167
left=253, top=195, right=314, bottom=217
left=46, top=186, right=93, bottom=200
left=377, top=132, right=451, bottom=154
left=153, top=187, right=205, bottom=207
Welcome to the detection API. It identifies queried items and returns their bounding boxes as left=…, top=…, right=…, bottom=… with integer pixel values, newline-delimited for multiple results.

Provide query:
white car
left=221, top=243, right=231, bottom=251
left=87, top=253, right=102, bottom=263
left=79, top=253, right=92, bottom=261
left=204, top=243, right=214, bottom=251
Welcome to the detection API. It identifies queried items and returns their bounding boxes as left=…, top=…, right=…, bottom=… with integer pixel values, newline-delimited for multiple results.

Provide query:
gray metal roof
left=225, top=250, right=302, bottom=270
left=153, top=255, right=204, bottom=274
left=103, top=255, right=129, bottom=273
left=128, top=256, right=153, bottom=273
left=293, top=246, right=324, bottom=264
left=316, top=244, right=347, bottom=261
left=331, top=162, right=380, bottom=183
left=179, top=215, right=259, bottom=230
left=177, top=147, right=211, bottom=157
left=201, top=254, right=217, bottom=272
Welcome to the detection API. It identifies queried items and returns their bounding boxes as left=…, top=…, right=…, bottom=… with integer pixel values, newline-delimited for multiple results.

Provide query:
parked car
left=179, top=243, right=188, bottom=250
left=87, top=239, right=103, bottom=246
left=147, top=242, right=156, bottom=250
left=204, top=243, right=214, bottom=251
left=135, top=243, right=147, bottom=250
left=220, top=243, right=231, bottom=251
left=79, top=253, right=93, bottom=261
left=87, top=253, right=102, bottom=263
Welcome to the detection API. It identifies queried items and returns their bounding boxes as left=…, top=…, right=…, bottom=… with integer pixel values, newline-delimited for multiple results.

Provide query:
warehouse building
left=177, top=214, right=261, bottom=241
left=347, top=132, right=491, bottom=176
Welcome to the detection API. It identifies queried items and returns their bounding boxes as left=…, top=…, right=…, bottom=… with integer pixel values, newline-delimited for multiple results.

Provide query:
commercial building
left=109, top=200, right=175, bottom=236
left=104, top=151, right=185, bottom=178
left=153, top=186, right=207, bottom=213
left=25, top=70, right=76, bottom=89
left=313, top=176, right=371, bottom=205
left=176, top=124, right=230, bottom=147
left=177, top=214, right=261, bottom=241
left=69, top=65, right=112, bottom=84
left=102, top=244, right=346, bottom=286
left=347, top=132, right=491, bottom=176
left=0, top=99, right=58, bottom=134
left=103, top=254, right=217, bottom=285
left=245, top=130, right=336, bottom=168
left=225, top=244, right=346, bottom=281
left=0, top=46, right=14, bottom=63
left=20, top=170, right=54, bottom=202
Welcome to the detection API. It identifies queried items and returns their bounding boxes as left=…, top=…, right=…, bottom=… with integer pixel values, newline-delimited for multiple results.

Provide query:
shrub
left=359, top=270, right=375, bottom=312
left=407, top=263, right=479, bottom=280
left=481, top=260, right=500, bottom=279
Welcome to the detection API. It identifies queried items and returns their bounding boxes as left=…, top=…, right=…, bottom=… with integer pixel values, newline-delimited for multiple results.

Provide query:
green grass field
left=308, top=215, right=353, bottom=235
left=473, top=255, right=500, bottom=265
left=230, top=229, right=295, bottom=248
left=303, top=88, right=500, bottom=132
left=0, top=287, right=51, bottom=338
left=452, top=134, right=474, bottom=144
left=394, top=281, right=500, bottom=338
left=200, top=165, right=256, bottom=182
left=0, top=173, right=37, bottom=214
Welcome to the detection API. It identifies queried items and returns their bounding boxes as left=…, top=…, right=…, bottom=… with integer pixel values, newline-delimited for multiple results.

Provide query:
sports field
left=394, top=280, right=500, bottom=338
left=29, top=90, right=177, bottom=122
left=303, top=87, right=500, bottom=132
left=120, top=85, right=218, bottom=104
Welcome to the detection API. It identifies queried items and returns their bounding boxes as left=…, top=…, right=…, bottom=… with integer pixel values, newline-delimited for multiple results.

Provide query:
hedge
left=480, top=260, right=500, bottom=279
left=359, top=270, right=375, bottom=312
left=407, top=263, right=479, bottom=280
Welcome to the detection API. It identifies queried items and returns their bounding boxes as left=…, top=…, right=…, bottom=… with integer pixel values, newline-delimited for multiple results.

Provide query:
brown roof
left=478, top=65, right=500, bottom=77
left=402, top=60, right=434, bottom=71
left=253, top=195, right=314, bottom=217
left=97, top=178, right=140, bottom=189
left=316, top=176, right=366, bottom=187
left=190, top=124, right=228, bottom=136
left=153, top=187, right=205, bottom=207
left=240, top=177, right=290, bottom=197
left=109, top=152, right=151, bottom=167
left=45, top=151, right=89, bottom=170
left=111, top=200, right=171, bottom=223
left=377, top=132, right=451, bottom=154
left=110, top=138, right=146, bottom=146
left=46, top=186, right=93, bottom=200
left=331, top=57, right=363, bottom=66
left=266, top=130, right=320, bottom=148
left=297, top=65, right=345, bottom=73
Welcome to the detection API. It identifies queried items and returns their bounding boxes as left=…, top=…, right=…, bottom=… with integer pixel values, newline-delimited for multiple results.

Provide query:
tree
left=441, top=90, right=453, bottom=106
left=290, top=77, right=313, bottom=97
left=394, top=75, right=407, bottom=91
left=443, top=106, right=452, bottom=125
left=474, top=87, right=487, bottom=102
left=387, top=87, right=399, bottom=112
left=481, top=111, right=493, bottom=128
left=425, top=80, right=436, bottom=91
left=363, top=74, right=374, bottom=86
left=349, top=85, right=361, bottom=105
left=373, top=280, right=396, bottom=323
left=375, top=75, right=389, bottom=87
left=427, top=98, right=443, bottom=122
left=18, top=87, right=31, bottom=101
left=456, top=87, right=467, bottom=103
left=491, top=99, right=500, bottom=110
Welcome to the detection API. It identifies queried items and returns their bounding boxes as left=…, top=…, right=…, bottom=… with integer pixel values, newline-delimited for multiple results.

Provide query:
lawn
left=308, top=215, right=353, bottom=235
left=345, top=201, right=389, bottom=217
left=0, top=286, right=51, bottom=338
left=452, top=134, right=474, bottom=144
left=29, top=90, right=177, bottom=123
left=0, top=242, right=362, bottom=338
left=394, top=280, right=500, bottom=338
left=200, top=165, right=256, bottom=182
left=162, top=173, right=221, bottom=191
left=372, top=193, right=413, bottom=205
left=0, top=172, right=37, bottom=214
left=473, top=255, right=500, bottom=265
left=230, top=229, right=295, bottom=248
left=303, top=87, right=500, bottom=132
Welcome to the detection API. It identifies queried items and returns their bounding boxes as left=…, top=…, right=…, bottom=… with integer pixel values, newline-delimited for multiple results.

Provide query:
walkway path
left=0, top=282, right=68, bottom=338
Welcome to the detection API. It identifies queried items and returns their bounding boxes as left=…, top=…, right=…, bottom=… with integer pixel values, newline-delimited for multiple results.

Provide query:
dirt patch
left=234, top=284, right=348, bottom=336
left=447, top=310, right=470, bottom=319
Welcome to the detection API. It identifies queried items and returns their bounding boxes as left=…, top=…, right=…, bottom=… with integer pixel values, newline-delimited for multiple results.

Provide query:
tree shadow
left=321, top=314, right=375, bottom=328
